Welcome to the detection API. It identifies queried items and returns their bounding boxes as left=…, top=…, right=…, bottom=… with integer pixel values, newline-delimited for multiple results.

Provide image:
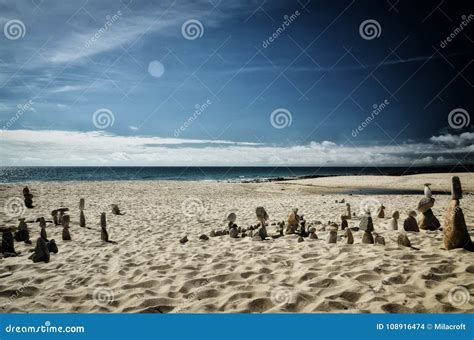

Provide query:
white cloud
left=0, top=130, right=471, bottom=166
left=430, top=132, right=474, bottom=146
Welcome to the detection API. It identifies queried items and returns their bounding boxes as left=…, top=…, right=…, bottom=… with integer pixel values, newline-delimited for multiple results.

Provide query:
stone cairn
left=286, top=208, right=299, bottom=235
left=443, top=176, right=473, bottom=251
left=1, top=226, right=17, bottom=257
left=14, top=218, right=31, bottom=244
left=377, top=204, right=385, bottom=218
left=62, top=215, right=71, bottom=241
left=100, top=213, right=109, bottom=242
left=308, top=227, right=318, bottom=239
left=254, top=207, right=269, bottom=241
left=360, top=210, right=374, bottom=244
left=23, top=186, right=34, bottom=209
left=417, top=184, right=440, bottom=231
left=226, top=212, right=239, bottom=238
left=389, top=211, right=399, bottom=230
left=79, top=198, right=86, bottom=228
left=403, top=210, right=419, bottom=232
left=36, top=217, right=58, bottom=254
left=38, top=217, right=48, bottom=241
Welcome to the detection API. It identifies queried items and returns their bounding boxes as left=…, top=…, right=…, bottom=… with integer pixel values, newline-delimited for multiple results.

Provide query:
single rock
left=424, top=183, right=432, bottom=198
left=359, top=213, right=374, bottom=232
left=199, top=234, right=209, bottom=241
left=443, top=199, right=472, bottom=250
left=112, top=204, right=125, bottom=215
left=297, top=236, right=304, bottom=243
left=327, top=230, right=337, bottom=244
left=374, top=233, right=385, bottom=246
left=226, top=212, right=237, bottom=224
left=79, top=211, right=86, bottom=228
left=48, top=239, right=58, bottom=254
left=79, top=198, right=85, bottom=211
left=286, top=208, right=299, bottom=234
left=229, top=228, right=239, bottom=238
left=241, top=231, right=247, bottom=237
left=51, top=210, right=59, bottom=225
left=392, top=210, right=400, bottom=219
left=418, top=209, right=440, bottom=230
left=209, top=230, right=216, bottom=237
left=345, top=228, right=354, bottom=244
left=345, top=203, right=351, bottom=219
left=257, top=226, right=268, bottom=240
left=397, top=233, right=411, bottom=247
left=255, top=207, right=269, bottom=227
left=362, top=231, right=374, bottom=244
left=30, top=237, right=50, bottom=263
left=403, top=216, right=419, bottom=232
left=179, top=236, right=188, bottom=244
left=377, top=205, right=385, bottom=218
left=100, top=213, right=109, bottom=242
left=341, top=216, right=348, bottom=230
left=417, top=197, right=435, bottom=214
left=451, top=176, right=462, bottom=200
left=389, top=217, right=398, bottom=231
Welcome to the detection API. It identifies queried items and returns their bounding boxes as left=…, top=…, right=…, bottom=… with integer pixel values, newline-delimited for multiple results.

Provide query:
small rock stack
left=14, top=218, right=31, bottom=244
left=417, top=184, right=440, bottom=231
left=359, top=211, right=374, bottom=244
left=226, top=213, right=240, bottom=238
left=254, top=207, right=269, bottom=241
left=23, top=186, right=34, bottom=209
left=443, top=176, right=473, bottom=250
left=62, top=215, right=71, bottom=241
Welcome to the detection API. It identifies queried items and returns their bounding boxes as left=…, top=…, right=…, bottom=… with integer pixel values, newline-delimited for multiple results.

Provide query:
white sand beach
left=0, top=173, right=473, bottom=313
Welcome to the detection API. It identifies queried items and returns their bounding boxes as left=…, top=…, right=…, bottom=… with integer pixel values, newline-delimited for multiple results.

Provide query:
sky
left=0, top=0, right=472, bottom=166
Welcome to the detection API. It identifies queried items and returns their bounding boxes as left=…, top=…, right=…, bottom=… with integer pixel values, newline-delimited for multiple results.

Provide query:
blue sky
left=0, top=0, right=472, bottom=166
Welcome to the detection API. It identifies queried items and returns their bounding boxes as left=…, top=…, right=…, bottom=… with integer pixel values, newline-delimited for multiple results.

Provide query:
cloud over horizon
left=0, top=129, right=471, bottom=166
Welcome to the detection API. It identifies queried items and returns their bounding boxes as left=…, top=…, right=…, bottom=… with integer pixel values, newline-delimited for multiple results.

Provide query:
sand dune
left=0, top=173, right=473, bottom=313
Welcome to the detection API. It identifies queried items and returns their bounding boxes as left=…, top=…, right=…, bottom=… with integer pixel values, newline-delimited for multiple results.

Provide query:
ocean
left=0, top=165, right=472, bottom=183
